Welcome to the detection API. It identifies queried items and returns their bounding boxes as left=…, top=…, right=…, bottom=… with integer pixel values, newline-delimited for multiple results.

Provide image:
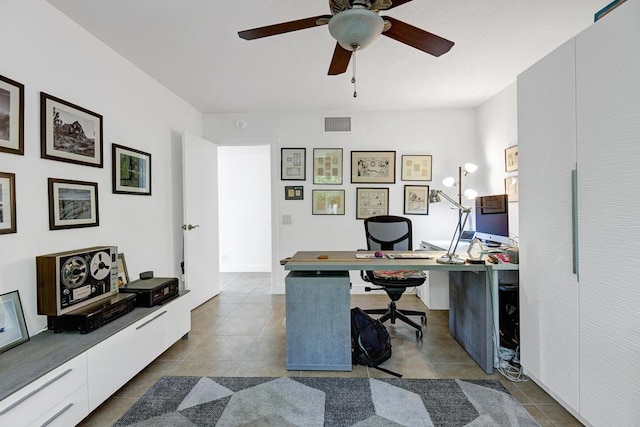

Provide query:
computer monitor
left=474, top=194, right=510, bottom=247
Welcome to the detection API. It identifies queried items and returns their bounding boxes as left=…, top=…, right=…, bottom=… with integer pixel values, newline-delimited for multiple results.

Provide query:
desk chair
left=361, top=215, right=427, bottom=339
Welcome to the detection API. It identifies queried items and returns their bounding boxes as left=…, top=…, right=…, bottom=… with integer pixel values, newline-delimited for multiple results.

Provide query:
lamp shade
left=464, top=163, right=478, bottom=174
left=442, top=177, right=455, bottom=187
left=463, top=189, right=478, bottom=200
left=328, top=9, right=384, bottom=51
left=429, top=189, right=441, bottom=203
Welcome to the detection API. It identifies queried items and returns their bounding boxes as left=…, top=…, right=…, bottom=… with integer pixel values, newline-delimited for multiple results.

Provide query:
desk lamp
left=442, top=163, right=478, bottom=233
left=429, top=189, right=473, bottom=264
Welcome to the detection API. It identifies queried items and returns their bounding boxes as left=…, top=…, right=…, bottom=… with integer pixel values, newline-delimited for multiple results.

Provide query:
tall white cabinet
left=518, top=1, right=640, bottom=425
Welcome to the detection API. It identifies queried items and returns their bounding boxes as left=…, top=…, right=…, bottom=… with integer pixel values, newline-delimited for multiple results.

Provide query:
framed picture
left=48, top=178, right=99, bottom=230
left=505, top=145, right=518, bottom=172
left=40, top=92, right=103, bottom=167
left=112, top=144, right=152, bottom=195
left=0, top=290, right=29, bottom=354
left=312, top=190, right=345, bottom=215
left=480, top=194, right=507, bottom=215
left=356, top=187, right=389, bottom=219
left=0, top=74, right=24, bottom=155
left=351, top=151, right=396, bottom=184
left=281, top=147, right=306, bottom=180
left=285, top=185, right=304, bottom=200
left=0, top=172, right=16, bottom=234
left=505, top=176, right=519, bottom=202
left=404, top=185, right=430, bottom=215
left=117, top=253, right=130, bottom=287
left=313, top=148, right=343, bottom=184
left=401, top=155, right=432, bottom=181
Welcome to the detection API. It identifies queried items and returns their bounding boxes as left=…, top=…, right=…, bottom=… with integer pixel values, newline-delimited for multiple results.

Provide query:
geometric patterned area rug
left=114, top=376, right=539, bottom=426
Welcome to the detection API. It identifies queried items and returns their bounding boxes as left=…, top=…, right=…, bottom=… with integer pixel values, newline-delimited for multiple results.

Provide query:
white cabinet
left=0, top=354, right=88, bottom=427
left=0, top=292, right=191, bottom=425
left=518, top=38, right=580, bottom=411
left=518, top=2, right=640, bottom=425
left=87, top=295, right=190, bottom=411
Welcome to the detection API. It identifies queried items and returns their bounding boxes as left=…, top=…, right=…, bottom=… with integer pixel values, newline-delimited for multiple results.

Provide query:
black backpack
left=350, top=307, right=401, bottom=377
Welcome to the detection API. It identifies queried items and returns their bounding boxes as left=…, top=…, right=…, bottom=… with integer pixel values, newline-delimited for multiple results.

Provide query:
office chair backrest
left=364, top=216, right=413, bottom=251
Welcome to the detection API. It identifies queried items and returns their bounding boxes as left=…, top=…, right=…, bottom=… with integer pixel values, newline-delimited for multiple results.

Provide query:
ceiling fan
left=238, top=0, right=455, bottom=76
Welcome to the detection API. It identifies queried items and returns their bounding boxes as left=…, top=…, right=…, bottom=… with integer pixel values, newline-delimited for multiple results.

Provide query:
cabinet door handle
left=136, top=310, right=167, bottom=330
left=40, top=402, right=73, bottom=427
left=0, top=369, right=72, bottom=415
left=571, top=168, right=579, bottom=277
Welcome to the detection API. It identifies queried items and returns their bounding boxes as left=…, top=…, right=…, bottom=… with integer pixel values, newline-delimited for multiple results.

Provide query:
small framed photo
left=48, top=178, right=99, bottom=230
left=505, top=176, right=519, bottom=202
left=401, top=155, right=432, bottom=181
left=404, top=185, right=430, bottom=215
left=505, top=145, right=518, bottom=172
left=351, top=151, right=396, bottom=184
left=313, top=148, right=343, bottom=184
left=356, top=187, right=389, bottom=219
left=285, top=185, right=304, bottom=200
left=117, top=253, right=130, bottom=286
left=281, top=147, right=306, bottom=180
left=112, top=144, right=152, bottom=195
left=480, top=194, right=507, bottom=215
left=312, top=190, right=345, bottom=215
left=0, top=74, right=25, bottom=155
left=0, top=290, right=29, bottom=354
left=0, top=172, right=17, bottom=234
left=40, top=92, right=103, bottom=167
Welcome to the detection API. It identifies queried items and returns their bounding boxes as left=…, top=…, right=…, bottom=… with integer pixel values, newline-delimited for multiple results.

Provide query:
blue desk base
left=285, top=271, right=352, bottom=371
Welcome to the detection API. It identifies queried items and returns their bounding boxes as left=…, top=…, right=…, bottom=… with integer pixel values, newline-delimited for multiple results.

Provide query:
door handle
left=182, top=224, right=200, bottom=231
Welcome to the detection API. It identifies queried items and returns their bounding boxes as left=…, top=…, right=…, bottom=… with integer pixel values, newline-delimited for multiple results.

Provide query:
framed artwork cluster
left=504, top=145, right=519, bottom=202
left=280, top=147, right=435, bottom=219
left=0, top=72, right=155, bottom=235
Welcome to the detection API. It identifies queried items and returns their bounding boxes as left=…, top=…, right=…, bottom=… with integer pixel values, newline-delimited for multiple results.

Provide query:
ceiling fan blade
left=384, top=0, right=414, bottom=10
left=238, top=15, right=332, bottom=40
left=328, top=43, right=352, bottom=75
left=381, top=16, right=454, bottom=57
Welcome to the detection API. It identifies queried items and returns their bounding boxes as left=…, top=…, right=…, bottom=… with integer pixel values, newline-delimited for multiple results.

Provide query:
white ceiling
left=46, top=0, right=610, bottom=114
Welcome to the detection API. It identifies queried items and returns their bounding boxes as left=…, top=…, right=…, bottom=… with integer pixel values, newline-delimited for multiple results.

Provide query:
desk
left=284, top=250, right=518, bottom=374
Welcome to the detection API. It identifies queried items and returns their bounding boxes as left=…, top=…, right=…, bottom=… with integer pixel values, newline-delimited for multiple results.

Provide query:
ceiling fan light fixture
left=328, top=8, right=384, bottom=51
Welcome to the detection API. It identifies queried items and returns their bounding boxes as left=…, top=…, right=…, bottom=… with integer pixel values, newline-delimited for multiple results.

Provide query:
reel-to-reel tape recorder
left=37, top=246, right=119, bottom=316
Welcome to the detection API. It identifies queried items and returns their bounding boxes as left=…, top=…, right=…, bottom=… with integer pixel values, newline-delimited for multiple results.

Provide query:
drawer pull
left=136, top=310, right=167, bottom=330
left=0, top=369, right=72, bottom=415
left=40, top=402, right=73, bottom=427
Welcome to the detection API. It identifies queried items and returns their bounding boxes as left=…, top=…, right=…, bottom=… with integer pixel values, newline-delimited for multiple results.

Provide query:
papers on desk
left=387, top=252, right=432, bottom=259
left=355, top=253, right=377, bottom=259
left=373, top=270, right=427, bottom=279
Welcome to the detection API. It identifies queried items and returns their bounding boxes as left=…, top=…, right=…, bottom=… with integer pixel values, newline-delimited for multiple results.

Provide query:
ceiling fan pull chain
left=351, top=43, right=358, bottom=98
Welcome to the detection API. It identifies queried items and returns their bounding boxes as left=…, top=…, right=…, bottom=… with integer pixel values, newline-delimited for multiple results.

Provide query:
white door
left=182, top=131, right=220, bottom=310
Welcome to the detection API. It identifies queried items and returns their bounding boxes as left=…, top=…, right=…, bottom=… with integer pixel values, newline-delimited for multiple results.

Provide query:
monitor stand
left=484, top=240, right=501, bottom=248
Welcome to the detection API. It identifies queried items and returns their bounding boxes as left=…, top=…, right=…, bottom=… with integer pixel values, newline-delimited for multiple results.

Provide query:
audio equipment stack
left=36, top=246, right=135, bottom=333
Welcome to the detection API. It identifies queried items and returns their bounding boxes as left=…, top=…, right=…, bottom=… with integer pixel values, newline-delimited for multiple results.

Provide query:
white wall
left=475, top=82, right=520, bottom=240
left=0, top=1, right=202, bottom=335
left=204, top=110, right=478, bottom=292
left=217, top=144, right=271, bottom=272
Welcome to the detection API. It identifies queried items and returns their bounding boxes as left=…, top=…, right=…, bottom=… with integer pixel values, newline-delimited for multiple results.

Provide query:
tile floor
left=78, top=272, right=582, bottom=426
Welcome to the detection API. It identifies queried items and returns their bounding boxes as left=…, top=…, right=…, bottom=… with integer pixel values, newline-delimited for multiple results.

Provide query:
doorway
left=217, top=144, right=272, bottom=273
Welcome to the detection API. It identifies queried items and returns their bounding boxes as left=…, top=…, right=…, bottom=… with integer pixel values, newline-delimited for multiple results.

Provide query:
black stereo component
left=47, top=293, right=136, bottom=334
left=119, top=277, right=179, bottom=307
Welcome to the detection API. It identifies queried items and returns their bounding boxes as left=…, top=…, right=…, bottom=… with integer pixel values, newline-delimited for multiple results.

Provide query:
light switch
left=282, top=214, right=292, bottom=225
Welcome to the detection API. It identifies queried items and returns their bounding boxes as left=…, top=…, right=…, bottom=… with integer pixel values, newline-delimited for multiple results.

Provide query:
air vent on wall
left=324, top=116, right=351, bottom=132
